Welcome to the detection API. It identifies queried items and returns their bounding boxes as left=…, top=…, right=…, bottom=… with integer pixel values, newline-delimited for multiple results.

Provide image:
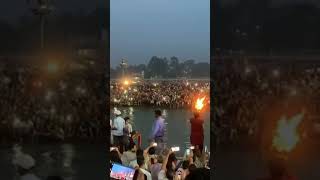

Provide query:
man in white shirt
left=112, top=109, right=125, bottom=153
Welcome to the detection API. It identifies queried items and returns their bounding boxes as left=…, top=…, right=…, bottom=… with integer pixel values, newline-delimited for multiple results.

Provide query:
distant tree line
left=110, top=56, right=210, bottom=79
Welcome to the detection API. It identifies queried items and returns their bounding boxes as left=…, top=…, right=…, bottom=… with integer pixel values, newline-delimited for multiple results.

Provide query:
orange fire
left=123, top=80, right=129, bottom=85
left=195, top=97, right=206, bottom=111
left=272, top=112, right=304, bottom=153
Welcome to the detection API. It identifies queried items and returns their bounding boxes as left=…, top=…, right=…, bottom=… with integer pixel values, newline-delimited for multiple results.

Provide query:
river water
left=0, top=143, right=106, bottom=180
left=112, top=106, right=210, bottom=154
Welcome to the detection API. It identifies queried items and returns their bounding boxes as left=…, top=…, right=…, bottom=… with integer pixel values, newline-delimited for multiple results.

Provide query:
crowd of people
left=110, top=141, right=210, bottom=180
left=110, top=108, right=209, bottom=180
left=214, top=63, right=320, bottom=146
left=0, top=62, right=106, bottom=144
left=110, top=80, right=210, bottom=108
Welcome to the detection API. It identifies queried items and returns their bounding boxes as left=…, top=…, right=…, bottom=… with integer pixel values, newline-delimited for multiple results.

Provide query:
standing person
left=137, top=156, right=152, bottom=180
left=123, top=117, right=133, bottom=150
left=149, top=110, right=165, bottom=154
left=112, top=109, right=125, bottom=153
left=190, top=112, right=204, bottom=152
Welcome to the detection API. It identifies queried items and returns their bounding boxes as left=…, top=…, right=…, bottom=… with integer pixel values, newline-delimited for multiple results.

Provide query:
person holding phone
left=158, top=150, right=178, bottom=180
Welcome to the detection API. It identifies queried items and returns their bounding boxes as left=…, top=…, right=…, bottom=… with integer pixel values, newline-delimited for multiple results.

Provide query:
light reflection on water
left=112, top=107, right=210, bottom=153
left=1, top=143, right=105, bottom=180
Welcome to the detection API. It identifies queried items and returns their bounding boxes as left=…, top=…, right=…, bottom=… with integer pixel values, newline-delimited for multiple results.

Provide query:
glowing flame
left=272, top=113, right=304, bottom=153
left=195, top=97, right=206, bottom=111
left=123, top=80, right=129, bottom=85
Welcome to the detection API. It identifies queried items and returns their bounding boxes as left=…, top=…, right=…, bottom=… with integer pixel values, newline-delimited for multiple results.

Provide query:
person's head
left=137, top=156, right=145, bottom=168
left=136, top=148, right=144, bottom=157
left=150, top=156, right=158, bottom=164
left=182, top=160, right=190, bottom=170
left=193, top=148, right=202, bottom=158
left=154, top=110, right=162, bottom=118
left=148, top=147, right=156, bottom=156
left=131, top=130, right=137, bottom=137
left=194, top=112, right=200, bottom=118
left=124, top=117, right=130, bottom=123
left=165, top=153, right=178, bottom=180
left=114, top=109, right=121, bottom=117
left=157, top=155, right=164, bottom=164
left=167, top=153, right=178, bottom=170
left=185, top=167, right=210, bottom=180
left=127, top=142, right=136, bottom=152
left=188, top=164, right=197, bottom=174
left=133, top=169, right=147, bottom=180
left=110, top=150, right=122, bottom=164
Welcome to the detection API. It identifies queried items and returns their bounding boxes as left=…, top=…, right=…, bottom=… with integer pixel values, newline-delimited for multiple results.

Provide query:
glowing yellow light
left=195, top=97, right=206, bottom=111
left=272, top=112, right=304, bottom=153
left=124, top=80, right=129, bottom=85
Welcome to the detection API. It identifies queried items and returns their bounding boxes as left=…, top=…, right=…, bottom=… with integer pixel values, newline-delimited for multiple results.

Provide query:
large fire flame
left=123, top=80, right=129, bottom=85
left=195, top=97, right=206, bottom=111
left=272, top=113, right=304, bottom=153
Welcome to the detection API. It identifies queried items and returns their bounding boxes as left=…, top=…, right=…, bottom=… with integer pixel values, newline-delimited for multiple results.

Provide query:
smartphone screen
left=171, top=147, right=180, bottom=152
left=110, top=163, right=135, bottom=180
left=186, top=149, right=190, bottom=155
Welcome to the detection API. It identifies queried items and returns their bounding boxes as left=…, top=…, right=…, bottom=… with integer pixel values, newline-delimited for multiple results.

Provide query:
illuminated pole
left=29, top=0, right=53, bottom=49
left=120, top=58, right=128, bottom=78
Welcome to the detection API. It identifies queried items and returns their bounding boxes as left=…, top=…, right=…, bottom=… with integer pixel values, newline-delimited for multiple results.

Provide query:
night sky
left=110, top=0, right=210, bottom=67
left=221, top=0, right=320, bottom=6
left=0, top=0, right=104, bottom=23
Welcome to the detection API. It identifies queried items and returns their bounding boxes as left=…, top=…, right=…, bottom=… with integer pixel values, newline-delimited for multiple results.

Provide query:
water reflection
left=1, top=143, right=105, bottom=180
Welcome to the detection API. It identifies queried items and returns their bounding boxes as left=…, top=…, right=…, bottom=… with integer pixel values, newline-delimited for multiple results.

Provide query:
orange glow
left=195, top=97, right=206, bottom=111
left=272, top=112, right=304, bottom=153
left=123, top=80, right=129, bottom=85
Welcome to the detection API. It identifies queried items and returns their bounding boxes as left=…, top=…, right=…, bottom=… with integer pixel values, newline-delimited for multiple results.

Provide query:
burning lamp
left=123, top=80, right=129, bottom=86
left=195, top=97, right=206, bottom=112
left=272, top=112, right=304, bottom=153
